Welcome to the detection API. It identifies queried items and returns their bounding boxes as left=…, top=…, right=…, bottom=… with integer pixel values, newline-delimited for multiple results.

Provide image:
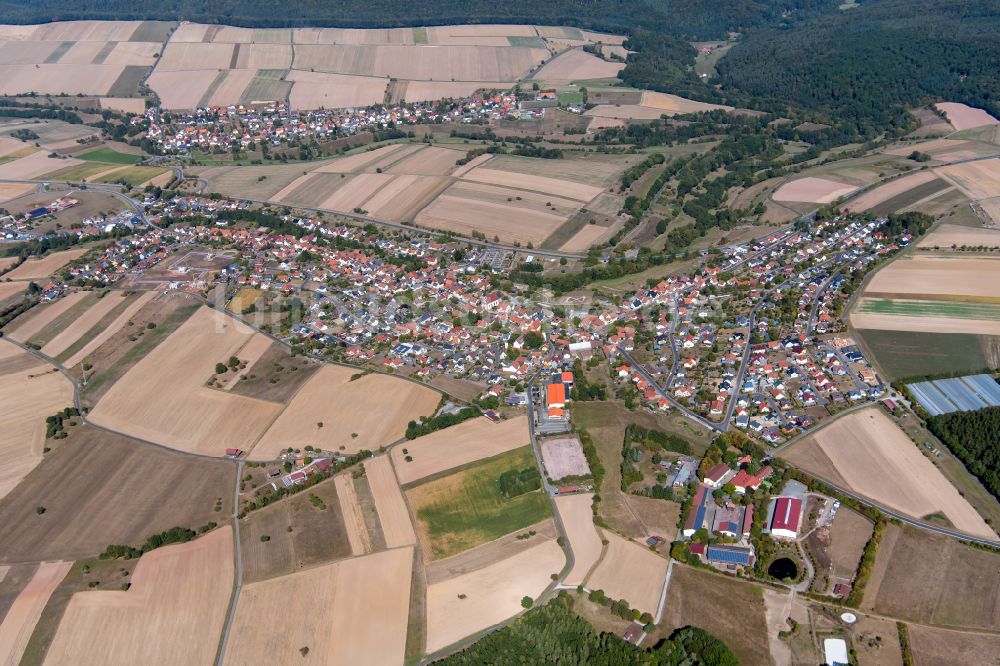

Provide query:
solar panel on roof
left=706, top=547, right=750, bottom=565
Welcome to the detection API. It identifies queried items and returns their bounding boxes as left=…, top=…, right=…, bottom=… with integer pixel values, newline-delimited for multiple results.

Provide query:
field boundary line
left=215, top=460, right=243, bottom=666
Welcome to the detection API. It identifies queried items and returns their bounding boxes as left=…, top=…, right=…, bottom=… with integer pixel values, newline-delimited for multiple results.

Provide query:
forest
left=926, top=405, right=1000, bottom=503
left=434, top=595, right=738, bottom=665
left=716, top=0, right=1000, bottom=135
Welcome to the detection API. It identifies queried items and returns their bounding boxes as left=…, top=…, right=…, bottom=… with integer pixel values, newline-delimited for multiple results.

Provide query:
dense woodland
left=717, top=0, right=1000, bottom=135
left=434, top=595, right=738, bottom=665
left=927, top=405, right=1000, bottom=503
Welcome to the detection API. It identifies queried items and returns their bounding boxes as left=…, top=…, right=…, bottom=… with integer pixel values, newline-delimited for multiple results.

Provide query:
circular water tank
left=840, top=612, right=857, bottom=624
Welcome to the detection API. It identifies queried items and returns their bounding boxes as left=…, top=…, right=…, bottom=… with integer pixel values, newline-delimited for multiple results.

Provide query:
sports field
left=407, top=446, right=551, bottom=560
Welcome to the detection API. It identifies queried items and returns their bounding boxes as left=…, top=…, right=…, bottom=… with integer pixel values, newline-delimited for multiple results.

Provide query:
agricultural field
left=391, top=415, right=529, bottom=486
left=2, top=249, right=87, bottom=281
left=223, top=547, right=413, bottom=666
left=145, top=22, right=623, bottom=110
left=863, top=523, right=1000, bottom=630
left=845, top=170, right=951, bottom=213
left=853, top=328, right=999, bottom=380
left=61, top=291, right=158, bottom=368
left=917, top=223, right=1000, bottom=249
left=0, top=340, right=75, bottom=501
left=0, top=20, right=169, bottom=96
left=250, top=364, right=439, bottom=459
left=783, top=407, right=994, bottom=539
left=552, top=493, right=602, bottom=587
left=583, top=90, right=731, bottom=121
left=424, top=539, right=564, bottom=653
left=86, top=305, right=284, bottom=456
left=43, top=527, right=233, bottom=665
left=909, top=624, right=1000, bottom=665
left=0, top=560, right=72, bottom=666
left=583, top=532, right=667, bottom=615
left=852, top=297, right=1000, bottom=335
left=407, top=446, right=551, bottom=560
left=366, top=455, right=417, bottom=549
left=38, top=291, right=132, bottom=359
left=935, top=102, right=1000, bottom=131
left=533, top=48, right=624, bottom=84
left=238, top=474, right=352, bottom=582
left=661, top=565, right=771, bottom=666
left=334, top=473, right=373, bottom=556
left=772, top=176, right=857, bottom=203
left=0, top=424, right=233, bottom=562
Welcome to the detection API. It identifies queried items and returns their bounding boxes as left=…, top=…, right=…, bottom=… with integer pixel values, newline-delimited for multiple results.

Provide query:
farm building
left=769, top=497, right=803, bottom=539
left=702, top=463, right=734, bottom=488
left=705, top=545, right=754, bottom=567
left=731, top=465, right=772, bottom=494
left=683, top=485, right=710, bottom=537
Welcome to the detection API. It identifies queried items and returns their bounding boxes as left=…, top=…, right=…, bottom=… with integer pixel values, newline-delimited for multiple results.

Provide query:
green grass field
left=854, top=328, right=994, bottom=379
left=857, top=298, right=1000, bottom=320
left=412, top=27, right=428, bottom=44
left=78, top=147, right=142, bottom=166
left=42, top=162, right=120, bottom=182
left=407, top=446, right=551, bottom=560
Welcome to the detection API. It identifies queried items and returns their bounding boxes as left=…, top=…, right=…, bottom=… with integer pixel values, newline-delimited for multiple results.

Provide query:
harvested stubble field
left=250, top=364, right=439, bottom=459
left=533, top=48, right=624, bottom=84
left=2, top=249, right=86, bottom=281
left=38, top=291, right=130, bottom=359
left=0, top=425, right=233, bottom=562
left=0, top=560, right=72, bottom=666
left=61, top=290, right=156, bottom=368
left=3, top=291, right=89, bottom=342
left=918, top=223, right=1000, bottom=249
left=366, top=455, right=417, bottom=549
left=424, top=518, right=556, bottom=585
left=845, top=170, right=942, bottom=212
left=0, top=282, right=25, bottom=305
left=936, top=158, right=1000, bottom=200
left=661, top=565, right=770, bottom=665
left=785, top=408, right=993, bottom=539
left=0, top=341, right=74, bottom=502
left=865, top=255, right=1000, bottom=300
left=286, top=70, right=388, bottom=109
left=199, top=160, right=335, bottom=200
left=392, top=415, right=529, bottom=486
left=772, top=176, right=858, bottom=203
left=43, top=527, right=233, bottom=666
left=583, top=91, right=731, bottom=120
left=219, top=332, right=272, bottom=390
left=461, top=166, right=604, bottom=201
left=935, top=102, right=1000, bottom=131
left=424, top=539, right=564, bottom=653
left=87, top=305, right=283, bottom=456
left=238, top=475, right=352, bottom=583
left=584, top=532, right=667, bottom=615
left=885, top=138, right=1000, bottom=162
left=224, top=547, right=413, bottom=666
left=334, top=473, right=372, bottom=556
left=146, top=69, right=219, bottom=109
left=863, top=523, right=1000, bottom=630
left=407, top=446, right=552, bottom=560
left=909, top=623, right=1000, bottom=665
left=552, top=493, right=602, bottom=587
left=827, top=508, right=874, bottom=580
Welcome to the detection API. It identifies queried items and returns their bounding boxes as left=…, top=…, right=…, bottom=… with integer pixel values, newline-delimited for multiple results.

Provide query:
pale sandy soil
left=424, top=519, right=556, bottom=585
left=917, top=223, right=1000, bottom=248
left=936, top=158, right=1000, bottom=200
left=772, top=176, right=858, bottom=204
left=935, top=103, right=1000, bottom=131
left=553, top=493, right=602, bottom=587
left=250, top=365, right=438, bottom=459
left=334, top=473, right=372, bottom=556
left=39, top=291, right=129, bottom=358
left=583, top=91, right=730, bottom=120
left=585, top=531, right=668, bottom=615
left=0, top=341, right=75, bottom=500
left=0, top=282, right=25, bottom=305
left=845, top=171, right=939, bottom=212
left=363, top=174, right=449, bottom=221
left=387, top=146, right=464, bottom=176
left=391, top=415, right=529, bottom=486
left=0, top=152, right=83, bottom=181
left=559, top=223, right=612, bottom=253
left=979, top=198, right=1000, bottom=227
left=286, top=70, right=389, bottom=110
left=267, top=173, right=315, bottom=203
left=461, top=167, right=603, bottom=202
left=0, top=256, right=17, bottom=273
left=397, top=80, right=507, bottom=103
left=155, top=42, right=235, bottom=71
left=449, top=153, right=492, bottom=178
left=415, top=192, right=564, bottom=246
left=219, top=332, right=273, bottom=391
left=366, top=455, right=417, bottom=548
left=205, top=69, right=256, bottom=108
left=223, top=547, right=412, bottom=666
left=87, top=306, right=282, bottom=456
left=319, top=173, right=393, bottom=211
left=234, top=43, right=293, bottom=69
left=425, top=539, right=564, bottom=653
left=865, top=255, right=1000, bottom=298
left=785, top=408, right=994, bottom=539
left=0, top=561, right=72, bottom=666
left=2, top=249, right=86, bottom=281
left=5, top=291, right=89, bottom=341
left=533, top=48, right=624, bottom=84
left=43, top=528, right=233, bottom=666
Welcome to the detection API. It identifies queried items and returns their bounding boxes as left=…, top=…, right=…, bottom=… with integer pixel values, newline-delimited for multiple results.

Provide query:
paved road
left=618, top=346, right=723, bottom=433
